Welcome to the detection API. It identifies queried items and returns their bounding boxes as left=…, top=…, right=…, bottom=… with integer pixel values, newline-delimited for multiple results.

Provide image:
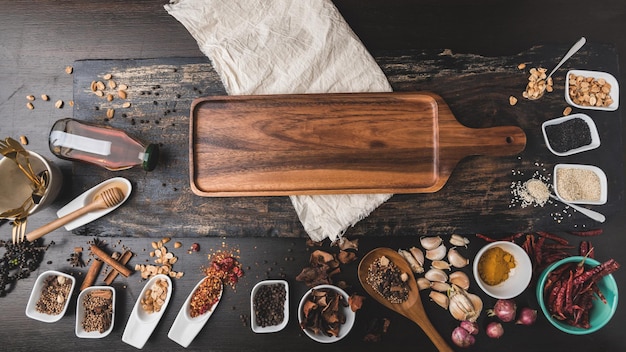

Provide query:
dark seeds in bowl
left=545, top=117, right=592, bottom=153
left=253, top=283, right=286, bottom=327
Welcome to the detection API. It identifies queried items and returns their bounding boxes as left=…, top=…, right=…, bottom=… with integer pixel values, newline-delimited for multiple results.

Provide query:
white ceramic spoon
left=122, top=274, right=173, bottom=349
left=168, top=277, right=223, bottom=348
left=550, top=194, right=605, bottom=223
left=56, top=177, right=132, bottom=230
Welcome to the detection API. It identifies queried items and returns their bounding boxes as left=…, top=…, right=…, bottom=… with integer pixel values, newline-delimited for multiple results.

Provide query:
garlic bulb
left=426, top=244, right=447, bottom=261
left=447, top=247, right=470, bottom=268
left=420, top=236, right=443, bottom=250
left=448, top=284, right=482, bottom=322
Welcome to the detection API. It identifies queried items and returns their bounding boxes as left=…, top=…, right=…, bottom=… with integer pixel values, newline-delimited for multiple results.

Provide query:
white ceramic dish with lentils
left=250, top=280, right=289, bottom=333
left=554, top=164, right=608, bottom=205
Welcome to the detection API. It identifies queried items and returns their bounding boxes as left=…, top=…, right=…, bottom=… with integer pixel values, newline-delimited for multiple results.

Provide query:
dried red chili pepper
left=536, top=231, right=569, bottom=245
left=569, top=229, right=603, bottom=237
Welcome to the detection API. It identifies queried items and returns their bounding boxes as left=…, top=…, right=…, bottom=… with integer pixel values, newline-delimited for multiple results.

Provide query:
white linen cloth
left=165, top=0, right=393, bottom=241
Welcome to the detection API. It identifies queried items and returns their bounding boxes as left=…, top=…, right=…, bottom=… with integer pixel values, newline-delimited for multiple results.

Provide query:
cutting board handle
left=449, top=125, right=527, bottom=156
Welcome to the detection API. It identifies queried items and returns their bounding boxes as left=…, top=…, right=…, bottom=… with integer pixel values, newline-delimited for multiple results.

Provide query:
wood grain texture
left=190, top=92, right=525, bottom=196
left=70, top=43, right=622, bottom=237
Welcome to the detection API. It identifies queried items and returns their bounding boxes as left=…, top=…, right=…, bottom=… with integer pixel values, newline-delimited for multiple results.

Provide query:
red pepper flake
left=203, top=249, right=244, bottom=288
left=189, top=275, right=222, bottom=318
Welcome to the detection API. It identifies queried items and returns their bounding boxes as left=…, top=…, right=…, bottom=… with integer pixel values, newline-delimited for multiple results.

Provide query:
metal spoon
left=529, top=37, right=586, bottom=99
left=549, top=193, right=605, bottom=223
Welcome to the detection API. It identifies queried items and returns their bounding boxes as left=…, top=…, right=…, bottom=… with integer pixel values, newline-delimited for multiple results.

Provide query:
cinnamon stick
left=80, top=259, right=103, bottom=291
left=104, top=250, right=133, bottom=285
left=90, top=245, right=132, bottom=277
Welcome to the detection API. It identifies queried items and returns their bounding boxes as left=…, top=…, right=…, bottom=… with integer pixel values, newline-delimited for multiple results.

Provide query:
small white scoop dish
left=122, top=274, right=173, bottom=349
left=56, top=177, right=132, bottom=230
left=168, top=277, right=224, bottom=348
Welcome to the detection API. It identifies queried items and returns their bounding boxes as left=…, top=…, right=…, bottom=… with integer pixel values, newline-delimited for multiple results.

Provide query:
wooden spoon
left=26, top=186, right=125, bottom=242
left=358, top=247, right=453, bottom=352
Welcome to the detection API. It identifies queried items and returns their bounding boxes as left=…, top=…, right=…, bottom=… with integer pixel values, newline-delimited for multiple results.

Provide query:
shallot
left=451, top=326, right=476, bottom=348
left=460, top=320, right=479, bottom=335
left=485, top=321, right=504, bottom=339
left=488, top=299, right=517, bottom=322
left=515, top=307, right=537, bottom=326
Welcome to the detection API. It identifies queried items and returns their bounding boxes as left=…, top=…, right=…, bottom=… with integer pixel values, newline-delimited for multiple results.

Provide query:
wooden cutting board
left=190, top=92, right=526, bottom=196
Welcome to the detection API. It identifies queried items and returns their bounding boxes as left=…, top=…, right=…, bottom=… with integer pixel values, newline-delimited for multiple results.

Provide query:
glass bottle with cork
left=49, top=118, right=159, bottom=171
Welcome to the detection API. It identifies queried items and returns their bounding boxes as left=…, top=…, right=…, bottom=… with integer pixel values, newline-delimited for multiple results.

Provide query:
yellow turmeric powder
left=477, top=246, right=516, bottom=285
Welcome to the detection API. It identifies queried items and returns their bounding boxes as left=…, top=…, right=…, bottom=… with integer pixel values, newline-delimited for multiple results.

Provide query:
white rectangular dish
left=565, top=69, right=619, bottom=111
left=25, top=270, right=76, bottom=323
left=542, top=113, right=600, bottom=156
left=554, top=164, right=607, bottom=205
left=75, top=286, right=115, bottom=338
left=250, top=280, right=289, bottom=333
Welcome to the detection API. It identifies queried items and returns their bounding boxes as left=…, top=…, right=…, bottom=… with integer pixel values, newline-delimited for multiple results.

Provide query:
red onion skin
left=460, top=320, right=480, bottom=335
left=486, top=322, right=504, bottom=339
left=516, top=307, right=538, bottom=326
left=489, top=299, right=517, bottom=322
left=452, top=326, right=476, bottom=348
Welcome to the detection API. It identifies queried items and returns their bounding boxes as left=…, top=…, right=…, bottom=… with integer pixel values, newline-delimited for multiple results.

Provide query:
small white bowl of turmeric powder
left=473, top=241, right=532, bottom=299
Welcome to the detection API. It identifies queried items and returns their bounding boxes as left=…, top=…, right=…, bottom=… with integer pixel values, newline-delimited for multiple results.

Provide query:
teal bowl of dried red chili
left=537, top=256, right=619, bottom=334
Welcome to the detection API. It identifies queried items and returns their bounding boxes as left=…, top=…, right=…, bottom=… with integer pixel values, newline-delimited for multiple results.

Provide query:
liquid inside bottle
left=49, top=118, right=159, bottom=171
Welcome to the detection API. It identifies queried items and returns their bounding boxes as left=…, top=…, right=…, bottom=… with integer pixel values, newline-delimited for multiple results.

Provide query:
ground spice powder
left=477, top=247, right=516, bottom=286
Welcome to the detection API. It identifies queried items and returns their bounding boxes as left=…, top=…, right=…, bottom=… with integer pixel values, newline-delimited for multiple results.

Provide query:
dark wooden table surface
left=1, top=1, right=625, bottom=351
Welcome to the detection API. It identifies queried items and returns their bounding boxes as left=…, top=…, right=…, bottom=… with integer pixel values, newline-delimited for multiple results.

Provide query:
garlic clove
left=430, top=281, right=451, bottom=293
left=426, top=243, right=447, bottom=261
left=449, top=234, right=470, bottom=247
left=425, top=268, right=448, bottom=282
left=429, top=291, right=449, bottom=309
left=449, top=271, right=470, bottom=290
left=447, top=247, right=470, bottom=268
left=431, top=260, right=452, bottom=271
left=398, top=249, right=424, bottom=274
left=417, top=277, right=431, bottom=291
left=409, top=246, right=425, bottom=266
left=420, top=236, right=443, bottom=250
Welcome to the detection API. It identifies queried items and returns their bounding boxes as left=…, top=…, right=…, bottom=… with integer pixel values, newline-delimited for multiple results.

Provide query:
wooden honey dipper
left=26, top=186, right=125, bottom=242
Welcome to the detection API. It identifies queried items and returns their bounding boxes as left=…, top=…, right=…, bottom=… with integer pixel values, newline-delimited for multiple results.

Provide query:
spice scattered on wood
left=136, top=238, right=183, bottom=279
left=511, top=178, right=550, bottom=208
left=365, top=255, right=409, bottom=304
left=253, top=283, right=286, bottom=327
left=35, top=274, right=72, bottom=315
left=81, top=289, right=113, bottom=333
left=545, top=117, right=592, bottom=153
left=477, top=247, right=516, bottom=286
left=203, top=249, right=244, bottom=288
left=0, top=239, right=52, bottom=297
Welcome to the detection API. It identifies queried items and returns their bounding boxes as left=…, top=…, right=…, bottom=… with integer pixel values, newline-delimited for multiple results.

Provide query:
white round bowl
left=473, top=241, right=532, bottom=299
left=298, top=284, right=355, bottom=343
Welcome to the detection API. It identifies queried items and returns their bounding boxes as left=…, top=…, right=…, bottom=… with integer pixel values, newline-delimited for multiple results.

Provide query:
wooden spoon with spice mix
left=358, top=248, right=453, bottom=352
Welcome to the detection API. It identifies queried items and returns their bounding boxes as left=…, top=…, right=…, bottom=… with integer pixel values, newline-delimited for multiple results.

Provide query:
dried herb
left=0, top=238, right=52, bottom=297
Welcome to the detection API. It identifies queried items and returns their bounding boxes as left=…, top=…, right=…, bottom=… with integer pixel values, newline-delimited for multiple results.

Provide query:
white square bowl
left=76, top=286, right=116, bottom=338
left=25, top=270, right=76, bottom=323
left=250, top=280, right=289, bottom=333
left=542, top=113, right=600, bottom=156
left=554, top=164, right=608, bottom=205
left=565, top=69, right=619, bottom=111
